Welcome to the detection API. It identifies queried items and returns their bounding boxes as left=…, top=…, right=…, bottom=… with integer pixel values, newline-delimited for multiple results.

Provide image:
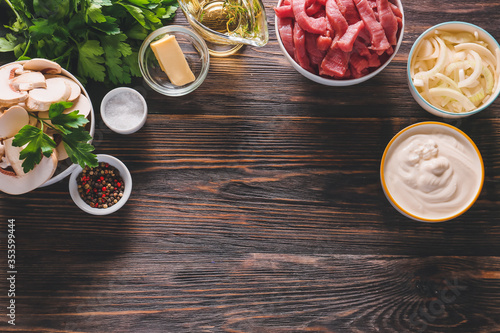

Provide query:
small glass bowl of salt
left=100, top=87, right=148, bottom=134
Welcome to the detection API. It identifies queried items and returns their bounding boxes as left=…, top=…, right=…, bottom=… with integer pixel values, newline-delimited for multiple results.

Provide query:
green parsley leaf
left=29, top=18, right=57, bottom=42
left=142, top=8, right=163, bottom=29
left=92, top=16, right=121, bottom=35
left=93, top=0, right=114, bottom=6
left=77, top=39, right=106, bottom=82
left=125, top=24, right=149, bottom=40
left=11, top=102, right=96, bottom=173
left=9, top=0, right=32, bottom=19
left=119, top=4, right=149, bottom=29
left=52, top=111, right=90, bottom=129
left=67, top=11, right=88, bottom=39
left=62, top=127, right=98, bottom=169
left=48, top=101, right=73, bottom=118
left=33, top=0, right=71, bottom=20
left=158, top=4, right=178, bottom=19
left=49, top=102, right=89, bottom=130
left=12, top=125, right=57, bottom=173
left=100, top=33, right=133, bottom=84
left=87, top=3, right=107, bottom=23
left=0, top=34, right=18, bottom=52
left=87, top=3, right=121, bottom=35
left=124, top=51, right=142, bottom=77
left=126, top=0, right=155, bottom=7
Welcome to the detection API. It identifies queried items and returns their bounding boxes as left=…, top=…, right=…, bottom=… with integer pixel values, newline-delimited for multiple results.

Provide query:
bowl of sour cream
left=380, top=122, right=484, bottom=222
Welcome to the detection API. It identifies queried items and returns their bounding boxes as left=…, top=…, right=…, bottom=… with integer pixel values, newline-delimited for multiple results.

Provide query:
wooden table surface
left=1, top=1, right=500, bottom=332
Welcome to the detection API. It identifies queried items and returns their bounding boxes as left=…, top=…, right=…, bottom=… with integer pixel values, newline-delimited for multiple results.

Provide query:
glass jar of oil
left=178, top=0, right=268, bottom=56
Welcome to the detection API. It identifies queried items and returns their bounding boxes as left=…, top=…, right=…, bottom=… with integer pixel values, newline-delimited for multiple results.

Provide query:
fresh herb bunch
left=12, top=102, right=97, bottom=173
left=0, top=0, right=178, bottom=85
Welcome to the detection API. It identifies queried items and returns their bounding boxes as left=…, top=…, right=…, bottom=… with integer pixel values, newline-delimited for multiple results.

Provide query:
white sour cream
left=382, top=123, right=483, bottom=221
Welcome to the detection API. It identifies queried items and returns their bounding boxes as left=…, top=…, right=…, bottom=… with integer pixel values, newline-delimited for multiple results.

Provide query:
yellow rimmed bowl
left=380, top=122, right=484, bottom=222
left=407, top=21, right=500, bottom=118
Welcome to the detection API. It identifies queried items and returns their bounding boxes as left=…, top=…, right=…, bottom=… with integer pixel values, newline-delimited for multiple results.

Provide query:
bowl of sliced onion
left=408, top=21, right=500, bottom=118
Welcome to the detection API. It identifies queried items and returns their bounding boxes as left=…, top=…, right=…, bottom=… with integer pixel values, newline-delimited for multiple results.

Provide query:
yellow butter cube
left=150, top=35, right=196, bottom=86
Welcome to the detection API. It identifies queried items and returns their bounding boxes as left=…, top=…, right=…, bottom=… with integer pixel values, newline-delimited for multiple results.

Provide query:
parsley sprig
left=0, top=0, right=178, bottom=85
left=12, top=102, right=98, bottom=173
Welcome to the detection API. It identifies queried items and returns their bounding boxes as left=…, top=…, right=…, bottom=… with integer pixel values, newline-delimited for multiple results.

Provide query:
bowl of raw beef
left=274, top=0, right=404, bottom=86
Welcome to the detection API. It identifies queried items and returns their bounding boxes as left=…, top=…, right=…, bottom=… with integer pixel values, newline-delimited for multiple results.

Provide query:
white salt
left=104, top=91, right=145, bottom=130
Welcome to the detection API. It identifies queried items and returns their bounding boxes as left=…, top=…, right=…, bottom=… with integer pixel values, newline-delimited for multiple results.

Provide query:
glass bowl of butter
left=139, top=25, right=210, bottom=97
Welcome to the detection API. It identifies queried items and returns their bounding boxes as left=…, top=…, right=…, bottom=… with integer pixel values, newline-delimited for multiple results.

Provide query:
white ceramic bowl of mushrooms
left=0, top=58, right=94, bottom=195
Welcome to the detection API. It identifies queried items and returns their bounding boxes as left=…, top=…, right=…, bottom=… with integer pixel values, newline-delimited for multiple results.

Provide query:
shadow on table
left=0, top=189, right=135, bottom=329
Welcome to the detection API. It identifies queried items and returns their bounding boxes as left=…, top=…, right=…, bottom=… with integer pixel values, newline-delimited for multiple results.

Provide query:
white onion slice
left=411, top=29, right=499, bottom=113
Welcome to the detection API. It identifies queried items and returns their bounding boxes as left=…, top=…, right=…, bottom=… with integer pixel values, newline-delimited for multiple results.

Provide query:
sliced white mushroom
left=37, top=111, right=51, bottom=125
left=56, top=141, right=69, bottom=160
left=0, top=155, right=9, bottom=169
left=4, top=137, right=26, bottom=177
left=45, top=74, right=81, bottom=101
left=0, top=140, right=4, bottom=157
left=0, top=64, right=28, bottom=107
left=11, top=71, right=46, bottom=91
left=23, top=58, right=62, bottom=74
left=0, top=138, right=58, bottom=195
left=26, top=78, right=71, bottom=111
left=15, top=67, right=31, bottom=75
left=64, top=94, right=91, bottom=118
left=28, top=114, right=38, bottom=127
left=0, top=105, right=30, bottom=139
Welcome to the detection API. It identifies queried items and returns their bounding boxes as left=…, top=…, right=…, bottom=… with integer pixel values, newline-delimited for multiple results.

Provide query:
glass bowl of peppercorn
left=69, top=154, right=132, bottom=215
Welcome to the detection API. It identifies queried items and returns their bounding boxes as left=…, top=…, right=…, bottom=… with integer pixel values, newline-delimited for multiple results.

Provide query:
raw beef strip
left=396, top=16, right=402, bottom=32
left=389, top=2, right=402, bottom=18
left=306, top=32, right=326, bottom=67
left=367, top=50, right=381, bottom=67
left=337, top=20, right=365, bottom=52
left=306, top=1, right=323, bottom=16
left=376, top=0, right=398, bottom=45
left=293, top=21, right=314, bottom=72
left=337, top=0, right=361, bottom=24
left=350, top=63, right=369, bottom=78
left=354, top=0, right=390, bottom=52
left=343, top=67, right=352, bottom=79
left=320, top=36, right=350, bottom=77
left=274, top=5, right=294, bottom=18
left=354, top=39, right=370, bottom=56
left=293, top=0, right=328, bottom=34
left=325, top=0, right=348, bottom=35
left=278, top=17, right=295, bottom=57
left=350, top=53, right=369, bottom=73
left=317, top=34, right=333, bottom=51
left=357, top=28, right=371, bottom=44
left=324, top=10, right=333, bottom=33
left=335, top=0, right=346, bottom=14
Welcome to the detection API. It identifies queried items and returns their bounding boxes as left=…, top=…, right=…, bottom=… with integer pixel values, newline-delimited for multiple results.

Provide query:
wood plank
left=6, top=255, right=500, bottom=332
left=1, top=0, right=500, bottom=331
